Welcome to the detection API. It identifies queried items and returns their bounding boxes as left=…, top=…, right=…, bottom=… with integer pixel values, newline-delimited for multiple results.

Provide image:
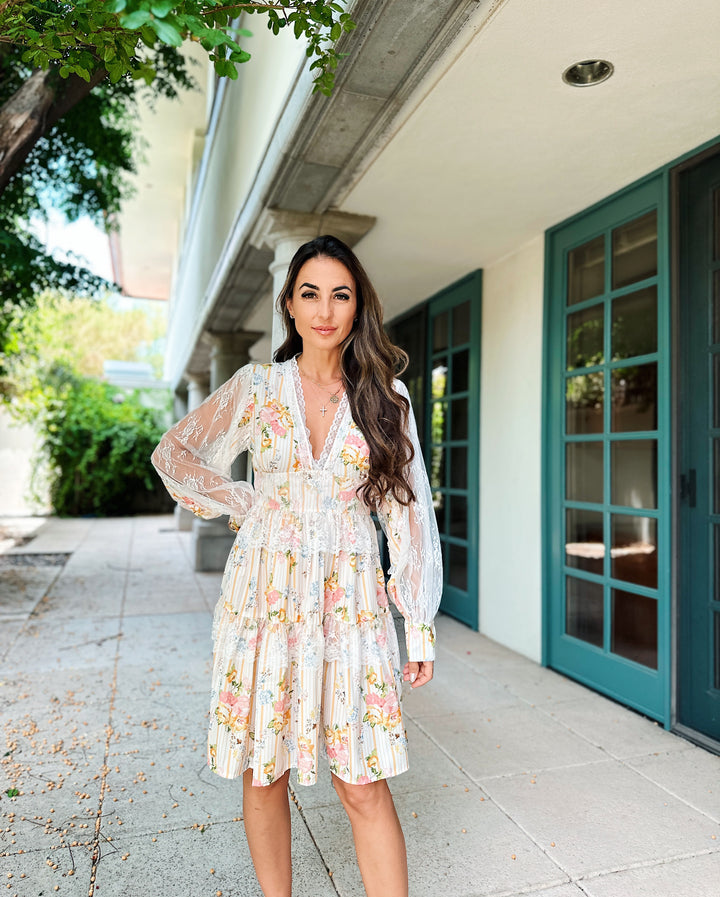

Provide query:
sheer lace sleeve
left=377, top=379, right=443, bottom=661
left=151, top=363, right=256, bottom=523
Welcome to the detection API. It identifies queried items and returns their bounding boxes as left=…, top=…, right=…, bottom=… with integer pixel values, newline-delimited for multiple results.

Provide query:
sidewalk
left=1, top=516, right=718, bottom=897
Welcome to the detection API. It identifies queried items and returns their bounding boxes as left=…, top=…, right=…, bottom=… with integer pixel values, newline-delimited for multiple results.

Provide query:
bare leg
left=242, top=768, right=292, bottom=897
left=332, top=775, right=408, bottom=897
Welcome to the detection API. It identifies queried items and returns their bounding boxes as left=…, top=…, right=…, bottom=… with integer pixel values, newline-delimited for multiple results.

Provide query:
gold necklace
left=297, top=362, right=344, bottom=417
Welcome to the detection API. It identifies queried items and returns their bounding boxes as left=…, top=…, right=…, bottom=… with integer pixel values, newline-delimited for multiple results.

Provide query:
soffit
left=337, top=0, right=720, bottom=318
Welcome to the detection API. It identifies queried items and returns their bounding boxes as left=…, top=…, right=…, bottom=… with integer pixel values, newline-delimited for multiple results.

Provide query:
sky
left=33, top=208, right=114, bottom=282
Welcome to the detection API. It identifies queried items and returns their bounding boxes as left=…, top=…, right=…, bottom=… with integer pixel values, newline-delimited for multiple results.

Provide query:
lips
left=313, top=327, right=337, bottom=334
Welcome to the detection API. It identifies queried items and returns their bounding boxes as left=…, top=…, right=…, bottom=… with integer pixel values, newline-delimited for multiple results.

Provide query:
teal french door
left=544, top=176, right=671, bottom=722
left=677, top=150, right=720, bottom=744
left=426, top=272, right=482, bottom=629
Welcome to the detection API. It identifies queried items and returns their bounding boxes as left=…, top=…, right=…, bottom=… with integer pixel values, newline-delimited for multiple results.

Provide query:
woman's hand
left=403, top=660, right=434, bottom=688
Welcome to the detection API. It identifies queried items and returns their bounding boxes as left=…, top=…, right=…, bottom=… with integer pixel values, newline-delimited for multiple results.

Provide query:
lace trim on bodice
left=290, top=355, right=349, bottom=469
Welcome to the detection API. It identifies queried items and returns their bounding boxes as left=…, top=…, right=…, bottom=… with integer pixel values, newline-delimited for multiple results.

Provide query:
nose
left=317, top=296, right=333, bottom=321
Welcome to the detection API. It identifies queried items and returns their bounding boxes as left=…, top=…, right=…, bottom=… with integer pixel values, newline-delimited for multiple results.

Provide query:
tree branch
left=0, top=65, right=107, bottom=192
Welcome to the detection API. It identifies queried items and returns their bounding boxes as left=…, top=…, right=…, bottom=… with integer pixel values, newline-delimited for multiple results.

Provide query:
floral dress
left=151, top=357, right=442, bottom=787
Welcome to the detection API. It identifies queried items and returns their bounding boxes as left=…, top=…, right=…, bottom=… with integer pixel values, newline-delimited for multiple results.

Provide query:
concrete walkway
left=1, top=516, right=719, bottom=897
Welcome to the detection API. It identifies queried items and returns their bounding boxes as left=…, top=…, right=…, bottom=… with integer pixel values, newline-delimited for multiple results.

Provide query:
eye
left=334, top=293, right=350, bottom=302
left=300, top=291, right=317, bottom=300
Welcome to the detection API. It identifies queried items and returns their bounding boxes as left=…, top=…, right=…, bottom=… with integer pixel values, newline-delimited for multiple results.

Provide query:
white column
left=250, top=208, right=376, bottom=355
left=208, top=330, right=262, bottom=391
left=186, top=373, right=210, bottom=410
left=174, top=374, right=209, bottom=532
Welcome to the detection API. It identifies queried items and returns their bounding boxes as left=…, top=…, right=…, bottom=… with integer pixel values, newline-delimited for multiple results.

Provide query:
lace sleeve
left=377, top=379, right=443, bottom=661
left=151, top=364, right=256, bottom=522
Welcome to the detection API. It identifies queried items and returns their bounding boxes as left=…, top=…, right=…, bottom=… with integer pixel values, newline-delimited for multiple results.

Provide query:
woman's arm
left=377, top=379, right=443, bottom=666
left=151, top=364, right=256, bottom=523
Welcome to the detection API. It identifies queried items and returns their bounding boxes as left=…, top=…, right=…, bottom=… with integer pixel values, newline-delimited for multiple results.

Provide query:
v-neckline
left=288, top=356, right=349, bottom=468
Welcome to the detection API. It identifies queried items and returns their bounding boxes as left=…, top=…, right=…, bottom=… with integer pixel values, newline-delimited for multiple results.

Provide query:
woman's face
left=286, top=256, right=357, bottom=355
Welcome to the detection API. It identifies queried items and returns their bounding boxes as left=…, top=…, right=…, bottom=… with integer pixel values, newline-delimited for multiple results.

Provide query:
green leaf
left=151, top=18, right=183, bottom=46
left=106, top=0, right=127, bottom=12
left=150, top=0, right=176, bottom=16
left=228, top=49, right=251, bottom=64
left=330, top=22, right=341, bottom=41
left=120, top=9, right=152, bottom=30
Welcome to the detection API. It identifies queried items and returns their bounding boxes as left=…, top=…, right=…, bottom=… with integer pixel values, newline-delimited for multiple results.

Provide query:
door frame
left=542, top=174, right=672, bottom=725
left=542, top=133, right=720, bottom=736
left=670, top=142, right=720, bottom=753
left=426, top=270, right=483, bottom=630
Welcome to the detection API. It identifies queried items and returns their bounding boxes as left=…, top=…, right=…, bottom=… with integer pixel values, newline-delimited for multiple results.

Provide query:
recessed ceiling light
left=562, top=59, right=614, bottom=87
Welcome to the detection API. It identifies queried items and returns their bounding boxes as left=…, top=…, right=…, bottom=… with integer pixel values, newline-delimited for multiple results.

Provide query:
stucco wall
left=0, top=409, right=51, bottom=516
left=166, top=25, right=305, bottom=384
left=479, top=236, right=545, bottom=662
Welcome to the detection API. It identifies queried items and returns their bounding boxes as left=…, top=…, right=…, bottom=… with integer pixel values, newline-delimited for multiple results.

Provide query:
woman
left=151, top=235, right=442, bottom=897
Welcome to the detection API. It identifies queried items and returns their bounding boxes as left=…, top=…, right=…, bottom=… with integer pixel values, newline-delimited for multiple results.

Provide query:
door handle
left=680, top=469, right=696, bottom=507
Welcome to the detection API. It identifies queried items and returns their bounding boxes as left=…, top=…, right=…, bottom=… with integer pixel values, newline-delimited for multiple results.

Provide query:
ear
left=286, top=296, right=294, bottom=319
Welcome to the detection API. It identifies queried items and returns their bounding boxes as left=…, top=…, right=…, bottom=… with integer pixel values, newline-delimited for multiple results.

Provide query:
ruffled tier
left=207, top=609, right=407, bottom=786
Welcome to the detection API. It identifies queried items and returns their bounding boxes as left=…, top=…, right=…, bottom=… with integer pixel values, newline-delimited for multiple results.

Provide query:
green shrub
left=42, top=375, right=168, bottom=516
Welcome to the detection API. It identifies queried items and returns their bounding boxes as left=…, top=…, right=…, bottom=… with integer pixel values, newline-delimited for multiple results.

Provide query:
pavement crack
left=87, top=519, right=134, bottom=897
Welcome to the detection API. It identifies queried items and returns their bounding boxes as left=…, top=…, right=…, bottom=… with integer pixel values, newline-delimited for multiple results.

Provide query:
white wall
left=166, top=25, right=305, bottom=384
left=0, top=409, right=51, bottom=516
left=479, top=236, right=545, bottom=661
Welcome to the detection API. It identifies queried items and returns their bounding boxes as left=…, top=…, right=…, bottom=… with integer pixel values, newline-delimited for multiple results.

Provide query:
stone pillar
left=208, top=330, right=262, bottom=391
left=250, top=208, right=376, bottom=354
left=191, top=331, right=260, bottom=572
left=174, top=373, right=210, bottom=532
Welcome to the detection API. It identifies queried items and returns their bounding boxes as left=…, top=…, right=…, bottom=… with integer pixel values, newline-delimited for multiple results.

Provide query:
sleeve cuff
left=405, top=621, right=436, bottom=661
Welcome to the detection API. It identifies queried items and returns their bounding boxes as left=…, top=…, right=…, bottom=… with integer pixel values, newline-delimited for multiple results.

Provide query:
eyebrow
left=298, top=282, right=353, bottom=292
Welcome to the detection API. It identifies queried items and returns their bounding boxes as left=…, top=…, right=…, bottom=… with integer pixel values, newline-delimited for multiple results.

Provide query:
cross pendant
left=320, top=405, right=327, bottom=417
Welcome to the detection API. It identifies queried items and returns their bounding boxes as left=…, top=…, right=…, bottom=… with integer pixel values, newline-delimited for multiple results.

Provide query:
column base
left=175, top=505, right=194, bottom=532
left=192, top=518, right=235, bottom=572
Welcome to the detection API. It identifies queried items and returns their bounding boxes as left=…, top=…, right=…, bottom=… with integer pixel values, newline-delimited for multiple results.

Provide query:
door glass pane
left=715, top=439, right=720, bottom=514
left=430, top=445, right=445, bottom=490
left=433, top=313, right=449, bottom=351
left=611, top=588, right=658, bottom=669
left=612, top=211, right=657, bottom=289
left=568, top=235, right=605, bottom=306
left=611, top=439, right=657, bottom=508
left=567, top=303, right=604, bottom=370
left=611, top=286, right=657, bottom=360
left=611, top=363, right=658, bottom=432
left=450, top=446, right=467, bottom=489
left=566, top=576, right=603, bottom=647
left=448, top=544, right=467, bottom=590
left=566, top=372, right=604, bottom=434
left=434, top=492, right=446, bottom=533
left=432, top=362, right=448, bottom=398
left=716, top=525, right=720, bottom=602
left=453, top=301, right=471, bottom=346
left=449, top=495, right=467, bottom=539
left=451, top=397, right=468, bottom=440
left=566, top=509, right=604, bottom=575
left=714, top=354, right=720, bottom=428
left=566, top=442, right=603, bottom=503
left=713, top=271, right=720, bottom=344
left=714, top=612, right=720, bottom=690
left=431, top=400, right=447, bottom=445
left=611, top=515, right=657, bottom=589
left=714, top=187, right=720, bottom=262
left=452, top=349, right=469, bottom=394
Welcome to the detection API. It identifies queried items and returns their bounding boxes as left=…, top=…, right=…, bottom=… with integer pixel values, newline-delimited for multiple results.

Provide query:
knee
left=332, top=775, right=390, bottom=817
left=243, top=768, right=289, bottom=808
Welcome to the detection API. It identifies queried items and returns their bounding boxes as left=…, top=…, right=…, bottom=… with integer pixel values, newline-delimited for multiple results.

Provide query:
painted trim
left=543, top=133, right=720, bottom=726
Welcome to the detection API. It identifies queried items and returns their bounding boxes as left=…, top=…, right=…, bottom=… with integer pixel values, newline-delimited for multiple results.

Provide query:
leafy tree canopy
left=0, top=1, right=354, bottom=355
left=0, top=1, right=356, bottom=92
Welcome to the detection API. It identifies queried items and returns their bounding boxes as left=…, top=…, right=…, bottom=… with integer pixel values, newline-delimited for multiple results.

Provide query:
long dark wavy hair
left=273, top=235, right=416, bottom=509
